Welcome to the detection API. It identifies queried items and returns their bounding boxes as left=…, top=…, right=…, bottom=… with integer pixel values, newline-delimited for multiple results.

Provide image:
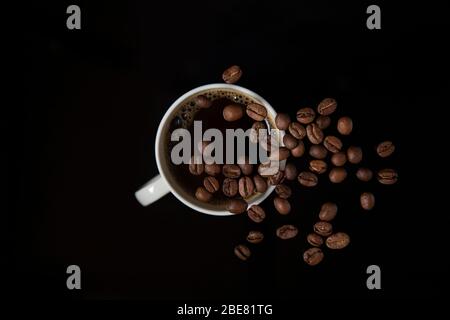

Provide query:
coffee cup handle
left=135, top=175, right=170, bottom=206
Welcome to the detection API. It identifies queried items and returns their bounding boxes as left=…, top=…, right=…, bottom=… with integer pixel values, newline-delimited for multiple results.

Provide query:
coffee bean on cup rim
left=274, top=196, right=291, bottom=215
left=347, top=146, right=363, bottom=164
left=360, top=192, right=375, bottom=210
left=195, top=186, right=212, bottom=202
left=253, top=174, right=268, bottom=193
left=288, top=122, right=307, bottom=139
left=222, top=178, right=238, bottom=197
left=239, top=176, right=255, bottom=198
left=337, top=116, right=353, bottom=135
left=313, top=221, right=333, bottom=237
left=247, top=231, right=264, bottom=244
left=298, top=171, right=318, bottom=187
left=307, top=233, right=324, bottom=247
left=227, top=199, right=247, bottom=214
left=275, top=184, right=292, bottom=199
left=268, top=170, right=285, bottom=185
left=319, top=202, right=338, bottom=221
left=222, top=65, right=242, bottom=84
left=377, top=141, right=395, bottom=158
left=303, top=247, right=324, bottom=266
left=331, top=152, right=347, bottom=167
left=276, top=224, right=298, bottom=239
left=329, top=167, right=347, bottom=183
left=296, top=107, right=316, bottom=124
left=326, top=232, right=350, bottom=250
left=275, top=113, right=291, bottom=130
left=250, top=121, right=266, bottom=144
left=258, top=162, right=279, bottom=177
left=234, top=244, right=251, bottom=260
left=309, top=145, right=328, bottom=159
left=195, top=95, right=212, bottom=109
left=377, top=168, right=398, bottom=185
left=317, top=98, right=337, bottom=116
left=356, top=168, right=373, bottom=181
left=223, top=104, right=244, bottom=122
left=247, top=205, right=266, bottom=223
left=246, top=103, right=267, bottom=121
left=203, top=176, right=220, bottom=193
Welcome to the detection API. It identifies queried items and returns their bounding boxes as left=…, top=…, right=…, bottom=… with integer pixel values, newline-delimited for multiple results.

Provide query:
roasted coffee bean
left=309, top=160, right=328, bottom=174
left=313, top=221, right=333, bottom=237
left=258, top=162, right=279, bottom=177
left=222, top=178, right=238, bottom=197
left=222, top=164, right=241, bottom=178
left=253, top=174, right=268, bottom=193
left=319, top=202, right=338, bottom=221
left=275, top=113, right=291, bottom=130
left=268, top=170, right=285, bottom=185
left=238, top=156, right=253, bottom=176
left=195, top=95, right=212, bottom=109
left=317, top=98, right=337, bottom=115
left=269, top=147, right=290, bottom=161
left=195, top=186, right=212, bottom=202
left=331, top=152, right=347, bottom=166
left=316, top=115, right=331, bottom=130
left=234, top=244, right=251, bottom=260
left=204, top=163, right=221, bottom=176
left=337, top=116, right=353, bottom=135
left=306, top=123, right=324, bottom=144
left=283, top=134, right=299, bottom=150
left=223, top=104, right=243, bottom=122
left=250, top=121, right=267, bottom=144
left=203, top=176, right=220, bottom=193
left=296, top=107, right=316, bottom=124
left=239, top=176, right=255, bottom=198
left=298, top=171, right=318, bottom=187
left=246, top=103, right=267, bottom=121
left=274, top=197, right=291, bottom=215
left=329, top=167, right=347, bottom=183
left=276, top=224, right=298, bottom=239
left=307, top=233, right=324, bottom=247
left=290, top=140, right=305, bottom=157
left=247, top=205, right=266, bottom=223
left=360, top=192, right=375, bottom=210
left=377, top=169, right=398, bottom=185
left=227, top=199, right=247, bottom=214
left=326, top=232, right=350, bottom=250
left=284, top=162, right=298, bottom=180
left=309, top=145, right=328, bottom=159
left=247, top=231, right=264, bottom=244
left=356, top=168, right=373, bottom=181
left=377, top=141, right=395, bottom=158
left=222, top=65, right=242, bottom=84
left=289, top=122, right=307, bottom=139
left=347, top=146, right=363, bottom=164
left=324, top=136, right=343, bottom=153
left=275, top=184, right=292, bottom=199
left=189, top=156, right=204, bottom=175
left=303, top=247, right=324, bottom=266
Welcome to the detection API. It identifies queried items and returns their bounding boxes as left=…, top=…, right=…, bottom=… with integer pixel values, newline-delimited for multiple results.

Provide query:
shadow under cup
left=157, top=85, right=280, bottom=213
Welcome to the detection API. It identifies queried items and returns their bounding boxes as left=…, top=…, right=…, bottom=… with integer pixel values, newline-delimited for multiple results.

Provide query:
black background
left=14, top=0, right=448, bottom=302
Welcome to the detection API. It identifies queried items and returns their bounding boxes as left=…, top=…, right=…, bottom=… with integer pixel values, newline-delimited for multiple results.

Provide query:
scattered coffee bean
left=377, top=169, right=398, bottom=185
left=313, top=221, right=333, bottom=237
left=298, top=171, right=318, bottom=187
left=269, top=147, right=291, bottom=161
left=189, top=157, right=204, bottom=175
left=222, top=65, right=242, bottom=84
left=276, top=224, right=298, bottom=239
left=238, top=156, right=253, bottom=176
left=203, top=176, right=220, bottom=193
left=317, top=98, right=337, bottom=116
left=250, top=121, right=266, bottom=144
left=239, top=176, right=255, bottom=198
left=275, top=113, right=291, bottom=130
left=268, top=170, right=285, bottom=185
left=204, top=163, right=221, bottom=176
left=360, top=192, right=375, bottom=210
left=284, top=162, right=298, bottom=180
left=303, top=247, right=324, bottom=266
left=275, top=184, right=292, bottom=199
left=227, top=199, right=247, bottom=214
left=377, top=141, right=395, bottom=158
left=306, top=123, right=324, bottom=144
left=356, top=168, right=373, bottom=182
left=258, top=162, right=279, bottom=177
left=195, top=186, right=212, bottom=202
left=247, top=205, right=266, bottom=223
left=309, top=145, right=328, bottom=159
left=288, top=122, right=307, bottom=139
left=296, top=107, right=316, bottom=124
left=222, top=164, right=241, bottom=178
left=283, top=134, right=299, bottom=150
left=247, top=231, right=264, bottom=244
left=253, top=174, right=268, bottom=193
left=316, top=115, right=331, bottom=130
left=223, top=178, right=238, bottom=197
left=309, top=160, right=328, bottom=174
left=319, top=202, right=338, bottom=221
left=246, top=103, right=267, bottom=121
left=329, top=167, right=347, bottom=183
left=274, top=197, right=291, bottom=215
left=195, top=95, right=212, bottom=109
left=326, top=232, right=350, bottom=250
left=223, top=104, right=244, bottom=122
left=307, top=233, right=324, bottom=247
left=234, top=244, right=251, bottom=260
left=337, top=116, right=353, bottom=135
left=347, top=146, right=363, bottom=164
left=331, top=152, right=347, bottom=166
left=290, top=141, right=305, bottom=157
left=324, top=136, right=343, bottom=153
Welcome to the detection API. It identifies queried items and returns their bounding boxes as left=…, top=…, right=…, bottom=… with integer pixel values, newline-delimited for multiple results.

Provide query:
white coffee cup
left=135, top=83, right=282, bottom=216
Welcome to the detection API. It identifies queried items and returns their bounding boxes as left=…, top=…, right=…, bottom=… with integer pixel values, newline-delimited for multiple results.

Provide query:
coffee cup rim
left=155, top=83, right=278, bottom=216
